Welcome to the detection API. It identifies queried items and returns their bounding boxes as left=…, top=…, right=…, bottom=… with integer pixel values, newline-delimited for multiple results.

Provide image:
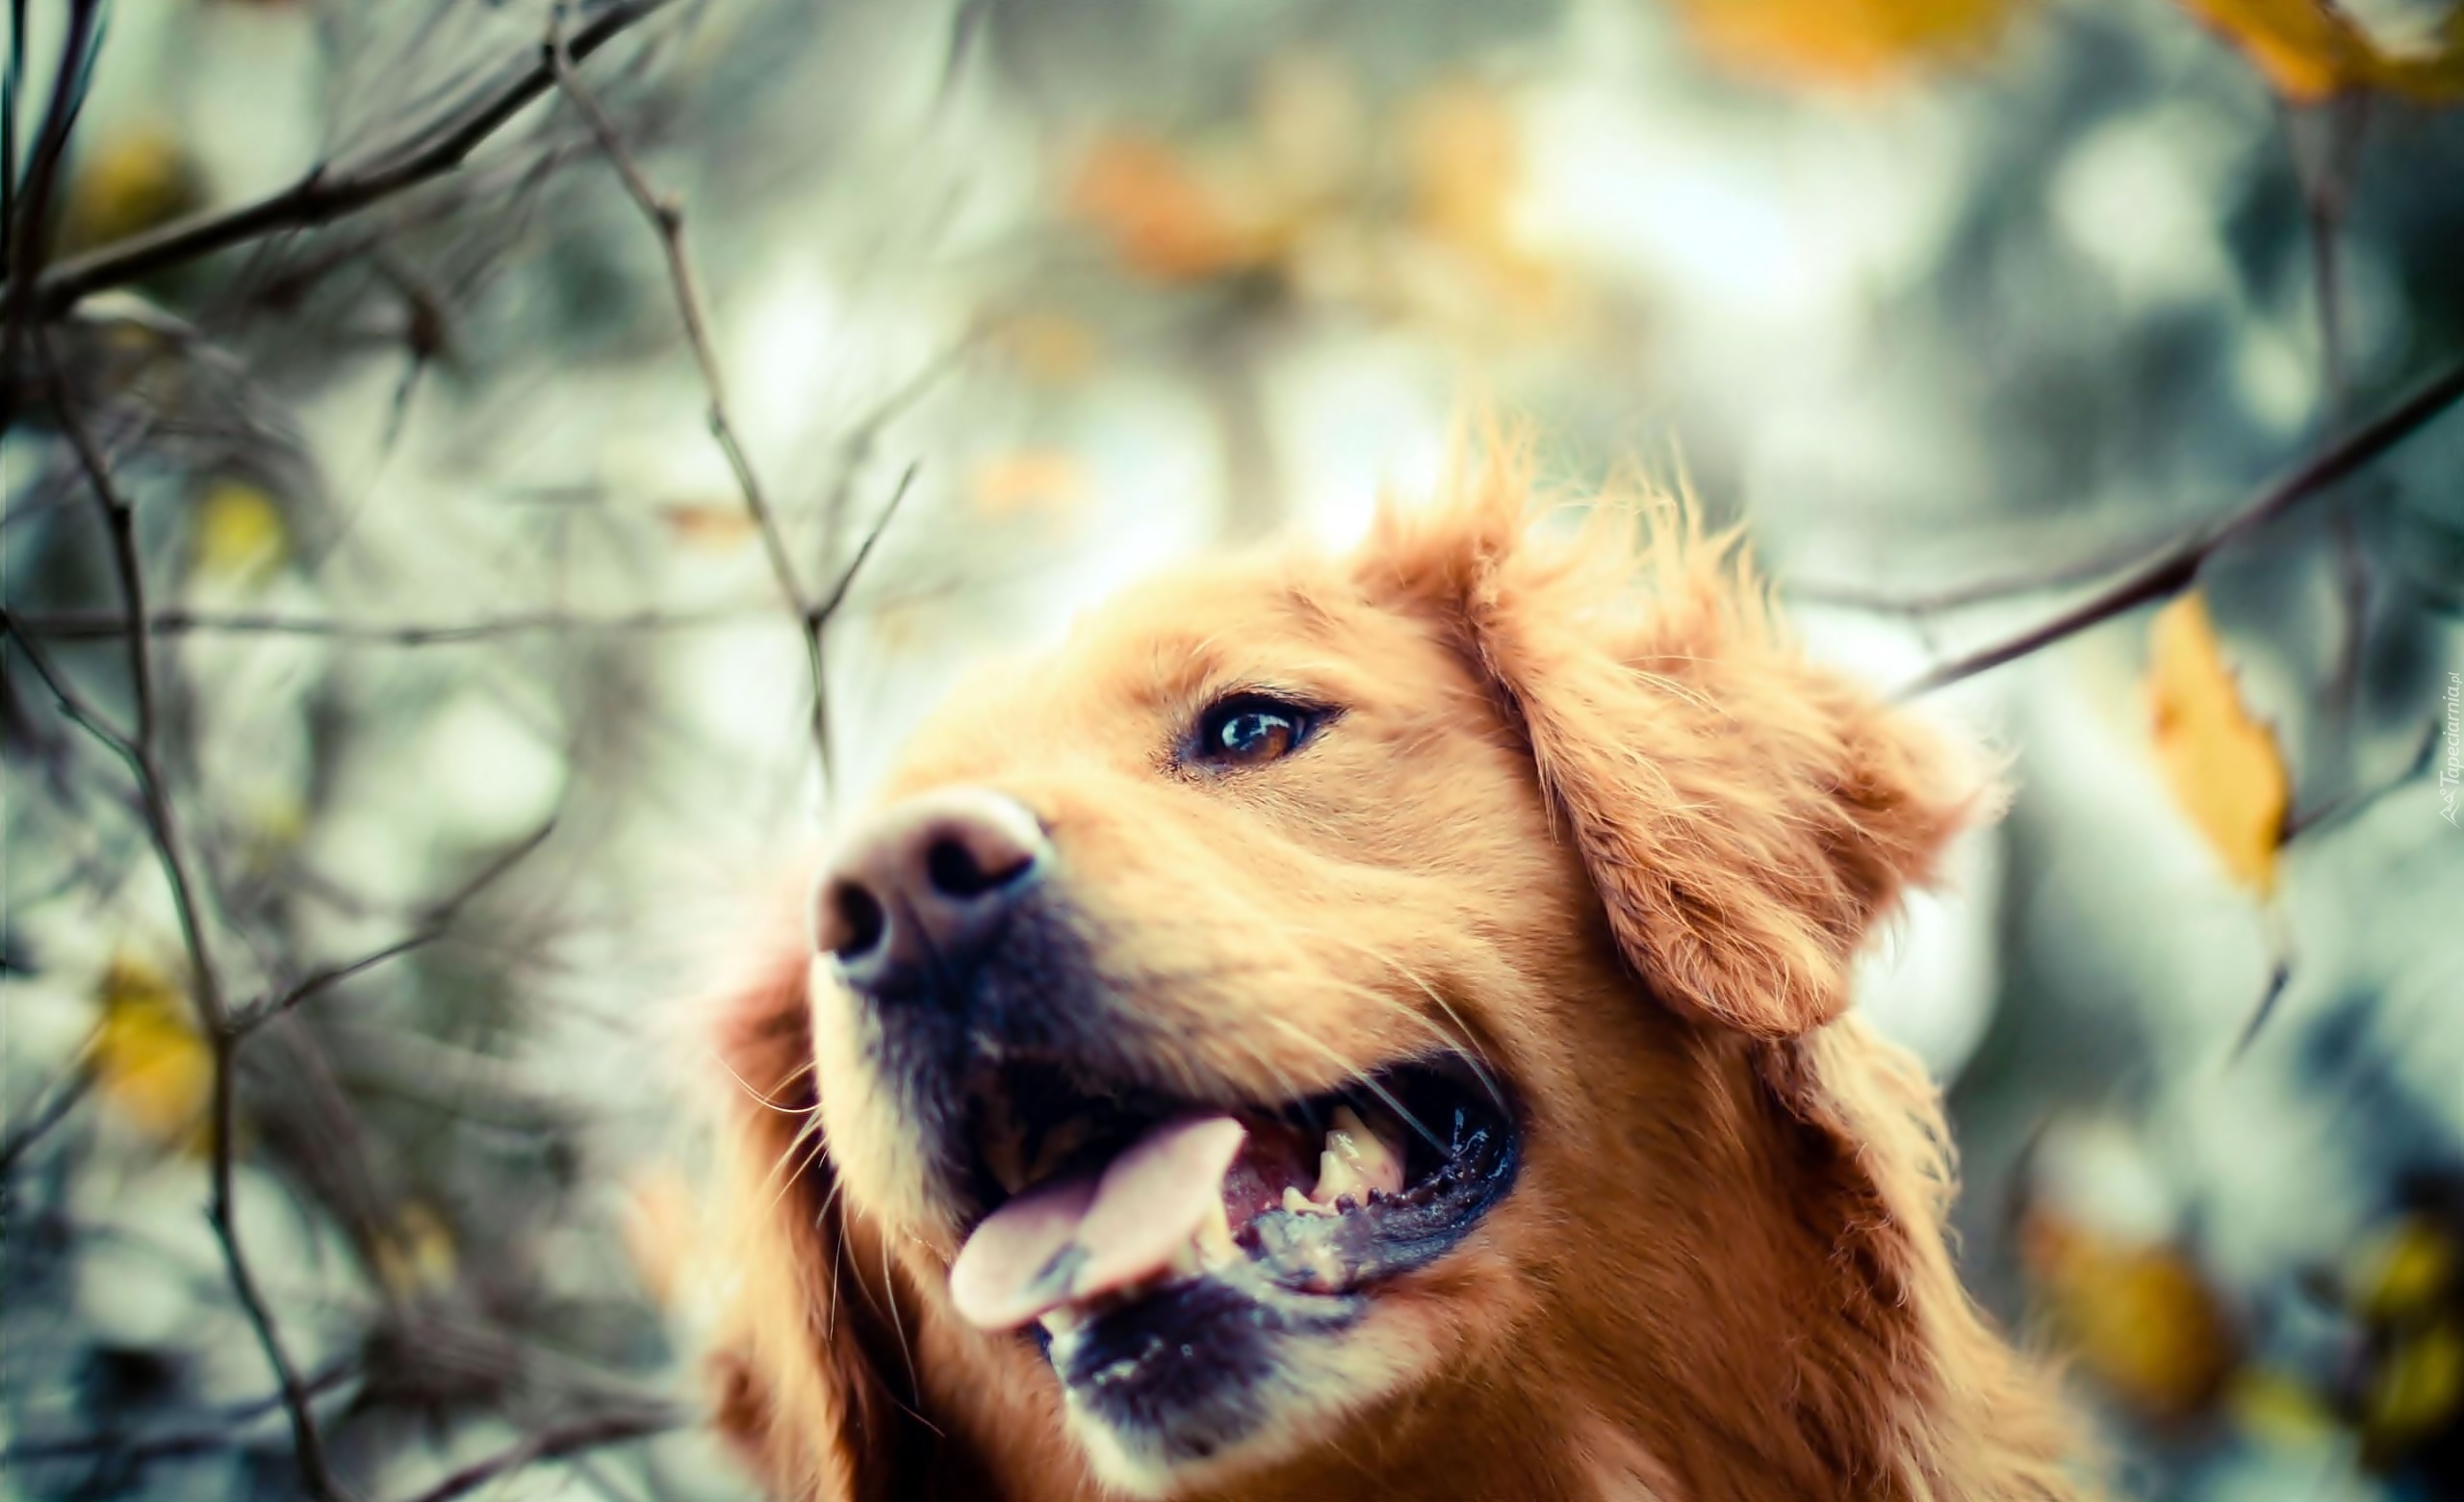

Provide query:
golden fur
left=695, top=447, right=2098, bottom=1501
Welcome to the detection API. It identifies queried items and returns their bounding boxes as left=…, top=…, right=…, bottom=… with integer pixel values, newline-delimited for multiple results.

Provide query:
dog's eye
left=1194, top=696, right=1316, bottom=767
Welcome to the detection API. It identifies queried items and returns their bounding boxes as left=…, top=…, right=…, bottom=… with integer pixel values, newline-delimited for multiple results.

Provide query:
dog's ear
left=703, top=939, right=984, bottom=1501
left=1357, top=445, right=1982, bottom=1040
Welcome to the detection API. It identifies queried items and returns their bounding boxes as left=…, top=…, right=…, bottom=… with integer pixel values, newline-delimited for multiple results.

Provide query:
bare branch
left=390, top=1411, right=678, bottom=1502
left=10, top=604, right=764, bottom=645
left=0, top=0, right=100, bottom=433
left=0, top=0, right=676, bottom=321
left=38, top=330, right=218, bottom=1031
left=1900, top=357, right=2464, bottom=698
left=28, top=341, right=355, bottom=1502
left=547, top=10, right=829, bottom=765
left=234, top=820, right=558, bottom=1033
left=815, top=341, right=970, bottom=556
left=1784, top=530, right=2185, bottom=616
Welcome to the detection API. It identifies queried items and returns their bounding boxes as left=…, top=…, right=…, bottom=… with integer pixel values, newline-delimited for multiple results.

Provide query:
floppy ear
left=1357, top=445, right=1983, bottom=1041
left=703, top=937, right=989, bottom=1501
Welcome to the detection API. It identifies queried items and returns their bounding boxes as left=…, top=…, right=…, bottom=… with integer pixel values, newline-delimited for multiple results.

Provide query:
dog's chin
left=1047, top=1270, right=1394, bottom=1495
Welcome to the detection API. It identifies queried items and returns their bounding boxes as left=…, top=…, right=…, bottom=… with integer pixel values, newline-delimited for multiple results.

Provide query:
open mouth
left=946, top=1056, right=1519, bottom=1339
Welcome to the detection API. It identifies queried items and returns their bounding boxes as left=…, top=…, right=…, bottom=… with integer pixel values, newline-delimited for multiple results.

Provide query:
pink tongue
left=948, top=1115, right=1245, bottom=1332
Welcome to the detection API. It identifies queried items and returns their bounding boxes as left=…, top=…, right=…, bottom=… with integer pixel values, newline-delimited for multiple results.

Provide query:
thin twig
left=2231, top=954, right=2295, bottom=1062
left=0, top=0, right=675, bottom=320
left=233, top=820, right=557, bottom=1033
left=1901, top=357, right=2464, bottom=697
left=809, top=462, right=918, bottom=779
left=814, top=342, right=969, bottom=559
left=2281, top=714, right=2445, bottom=842
left=0, top=1061, right=95, bottom=1174
left=547, top=12, right=826, bottom=763
left=9, top=604, right=764, bottom=644
left=29, top=342, right=353, bottom=1501
left=2, top=1365, right=357, bottom=1465
left=391, top=1411, right=678, bottom=1502
left=812, top=462, right=918, bottom=625
left=1784, top=527, right=2190, bottom=616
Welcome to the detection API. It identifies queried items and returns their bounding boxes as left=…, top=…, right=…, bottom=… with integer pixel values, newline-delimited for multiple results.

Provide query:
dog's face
left=714, top=462, right=1989, bottom=1500
left=810, top=559, right=1598, bottom=1490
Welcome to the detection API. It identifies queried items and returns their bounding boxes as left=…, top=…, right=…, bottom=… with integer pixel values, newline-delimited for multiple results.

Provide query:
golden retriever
left=696, top=447, right=2097, bottom=1501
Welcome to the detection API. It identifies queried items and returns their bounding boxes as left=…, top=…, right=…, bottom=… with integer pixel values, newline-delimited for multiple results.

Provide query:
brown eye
left=1195, top=696, right=1317, bottom=766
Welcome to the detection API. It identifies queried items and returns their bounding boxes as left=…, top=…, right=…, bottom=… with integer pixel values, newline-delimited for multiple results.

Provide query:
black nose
left=817, top=789, right=1051, bottom=998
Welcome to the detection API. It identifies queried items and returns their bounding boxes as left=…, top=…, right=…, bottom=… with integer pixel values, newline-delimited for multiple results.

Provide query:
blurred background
left=4, top=0, right=2462, bottom=1497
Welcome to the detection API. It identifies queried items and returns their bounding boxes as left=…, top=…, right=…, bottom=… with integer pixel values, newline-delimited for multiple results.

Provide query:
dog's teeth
left=1282, top=1185, right=1331, bottom=1217
left=1160, top=1199, right=1240, bottom=1282
left=1312, top=1105, right=1405, bottom=1207
left=1195, top=1198, right=1237, bottom=1264
left=1039, top=1306, right=1084, bottom=1339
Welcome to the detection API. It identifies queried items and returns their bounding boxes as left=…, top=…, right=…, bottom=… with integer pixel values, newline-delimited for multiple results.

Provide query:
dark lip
left=958, top=1053, right=1522, bottom=1305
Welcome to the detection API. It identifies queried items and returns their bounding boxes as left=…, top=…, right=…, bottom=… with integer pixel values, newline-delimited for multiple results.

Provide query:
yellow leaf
left=373, top=1203, right=457, bottom=1298
left=192, top=479, right=289, bottom=583
left=993, top=313, right=1100, bottom=384
left=2364, top=1318, right=2464, bottom=1458
left=1403, top=84, right=1520, bottom=248
left=1397, top=82, right=1562, bottom=322
left=2022, top=1210, right=2240, bottom=1422
left=2225, top=1367, right=2341, bottom=1445
left=970, top=451, right=1087, bottom=521
left=657, top=503, right=761, bottom=550
left=91, top=956, right=213, bottom=1148
left=1252, top=52, right=1363, bottom=205
left=2146, top=592, right=2290, bottom=894
left=1068, top=133, right=1273, bottom=283
left=2171, top=0, right=2464, bottom=103
left=2355, top=1216, right=2459, bottom=1323
left=56, top=128, right=208, bottom=259
left=1663, top=0, right=2017, bottom=89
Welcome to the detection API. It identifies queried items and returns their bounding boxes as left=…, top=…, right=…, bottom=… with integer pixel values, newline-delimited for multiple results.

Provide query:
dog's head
left=705, top=452, right=2005, bottom=1500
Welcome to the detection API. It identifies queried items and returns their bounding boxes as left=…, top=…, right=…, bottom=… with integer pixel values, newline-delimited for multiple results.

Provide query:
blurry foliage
left=3, top=0, right=2461, bottom=1498
left=1664, top=0, right=2018, bottom=87
left=2171, top=0, right=2464, bottom=103
left=2021, top=1206, right=2243, bottom=1424
left=1065, top=60, right=1566, bottom=335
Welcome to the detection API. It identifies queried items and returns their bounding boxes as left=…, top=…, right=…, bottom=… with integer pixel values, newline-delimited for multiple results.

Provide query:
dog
left=695, top=447, right=2098, bottom=1501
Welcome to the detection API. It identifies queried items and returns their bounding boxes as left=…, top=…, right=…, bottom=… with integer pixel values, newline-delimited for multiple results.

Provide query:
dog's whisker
left=879, top=1237, right=941, bottom=1437
left=1257, top=1012, right=1447, bottom=1156
left=826, top=1178, right=850, bottom=1344
left=766, top=1115, right=834, bottom=1218
left=709, top=1045, right=817, bottom=1113
left=1273, top=926, right=1514, bottom=1118
left=754, top=1102, right=828, bottom=1194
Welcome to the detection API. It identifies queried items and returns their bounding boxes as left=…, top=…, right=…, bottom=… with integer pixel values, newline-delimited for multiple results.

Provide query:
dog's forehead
left=885, top=552, right=1437, bottom=788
